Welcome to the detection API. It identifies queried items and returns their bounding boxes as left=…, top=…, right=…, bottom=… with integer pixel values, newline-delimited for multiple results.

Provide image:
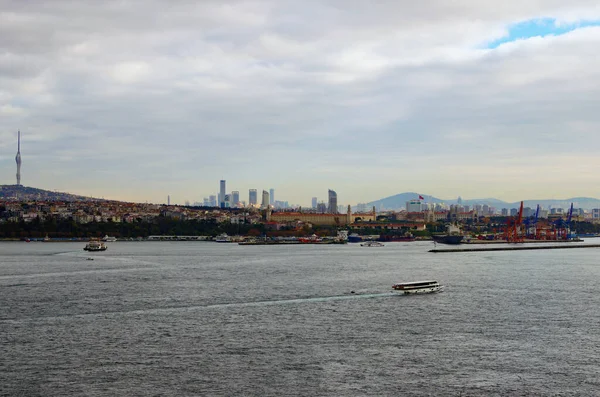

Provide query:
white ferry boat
left=84, top=240, right=107, bottom=252
left=215, top=233, right=232, bottom=243
left=102, top=235, right=117, bottom=242
left=360, top=241, right=385, bottom=247
left=392, top=280, right=442, bottom=294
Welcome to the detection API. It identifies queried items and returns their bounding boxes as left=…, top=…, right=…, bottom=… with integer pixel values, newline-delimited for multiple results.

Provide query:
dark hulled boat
left=432, top=234, right=464, bottom=245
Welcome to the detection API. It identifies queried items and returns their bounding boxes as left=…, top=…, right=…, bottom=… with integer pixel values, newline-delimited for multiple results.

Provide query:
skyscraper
left=312, top=197, right=317, bottom=209
left=219, top=180, right=226, bottom=208
left=269, top=188, right=275, bottom=205
left=232, top=191, right=240, bottom=206
left=209, top=195, right=217, bottom=207
left=261, top=190, right=270, bottom=208
left=249, top=189, right=257, bottom=205
left=327, top=189, right=338, bottom=214
left=15, top=130, right=22, bottom=186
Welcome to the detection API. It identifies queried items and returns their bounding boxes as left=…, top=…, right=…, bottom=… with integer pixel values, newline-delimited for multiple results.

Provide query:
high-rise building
left=311, top=197, right=318, bottom=209
left=269, top=188, right=275, bottom=205
left=219, top=180, right=226, bottom=208
left=232, top=191, right=240, bottom=206
left=327, top=189, right=338, bottom=214
left=406, top=200, right=422, bottom=212
left=209, top=195, right=217, bottom=207
left=249, top=189, right=257, bottom=206
left=15, top=130, right=22, bottom=186
left=317, top=201, right=327, bottom=213
left=261, top=190, right=270, bottom=208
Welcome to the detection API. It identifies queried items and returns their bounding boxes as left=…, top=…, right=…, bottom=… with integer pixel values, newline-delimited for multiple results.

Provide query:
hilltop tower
left=15, top=130, right=22, bottom=186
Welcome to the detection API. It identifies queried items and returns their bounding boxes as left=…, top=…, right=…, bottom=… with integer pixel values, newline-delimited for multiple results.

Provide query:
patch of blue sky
left=485, top=18, right=600, bottom=49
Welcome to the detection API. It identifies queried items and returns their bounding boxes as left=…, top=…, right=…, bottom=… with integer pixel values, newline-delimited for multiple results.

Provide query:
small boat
left=360, top=241, right=384, bottom=247
left=298, top=234, right=323, bottom=243
left=84, top=240, right=107, bottom=251
left=392, top=280, right=443, bottom=294
left=102, top=235, right=117, bottom=242
left=215, top=233, right=232, bottom=243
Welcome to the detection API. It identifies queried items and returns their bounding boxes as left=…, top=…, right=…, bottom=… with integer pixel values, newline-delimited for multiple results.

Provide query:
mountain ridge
left=0, top=185, right=102, bottom=202
left=367, top=192, right=600, bottom=211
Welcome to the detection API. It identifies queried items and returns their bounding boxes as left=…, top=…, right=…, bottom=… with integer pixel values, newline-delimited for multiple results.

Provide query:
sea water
left=2, top=241, right=600, bottom=396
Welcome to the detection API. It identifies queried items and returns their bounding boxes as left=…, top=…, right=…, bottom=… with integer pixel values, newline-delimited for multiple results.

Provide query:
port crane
left=504, top=201, right=524, bottom=243
left=524, top=204, right=540, bottom=239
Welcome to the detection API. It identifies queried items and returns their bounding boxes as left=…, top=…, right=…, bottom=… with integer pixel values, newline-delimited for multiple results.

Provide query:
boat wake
left=2, top=292, right=395, bottom=323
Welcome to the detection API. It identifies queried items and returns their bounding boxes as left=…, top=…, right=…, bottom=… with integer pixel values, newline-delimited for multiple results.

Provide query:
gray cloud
left=1, top=0, right=599, bottom=204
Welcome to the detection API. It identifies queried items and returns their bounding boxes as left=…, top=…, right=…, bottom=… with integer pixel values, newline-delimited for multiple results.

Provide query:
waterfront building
left=267, top=205, right=376, bottom=226
left=261, top=190, right=270, bottom=208
left=232, top=191, right=240, bottom=206
left=219, top=180, right=226, bottom=208
left=328, top=189, right=338, bottom=214
left=249, top=189, right=257, bottom=206
left=311, top=197, right=318, bottom=209
left=269, top=189, right=275, bottom=205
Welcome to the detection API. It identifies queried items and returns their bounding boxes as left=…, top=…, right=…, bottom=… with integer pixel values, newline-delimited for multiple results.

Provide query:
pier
left=430, top=244, right=600, bottom=253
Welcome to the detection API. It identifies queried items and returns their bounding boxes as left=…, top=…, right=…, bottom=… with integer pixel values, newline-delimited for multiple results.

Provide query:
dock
left=430, top=244, right=600, bottom=253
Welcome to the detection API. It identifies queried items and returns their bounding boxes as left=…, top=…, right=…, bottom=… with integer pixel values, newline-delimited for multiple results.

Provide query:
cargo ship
left=431, top=224, right=464, bottom=245
left=431, top=234, right=464, bottom=245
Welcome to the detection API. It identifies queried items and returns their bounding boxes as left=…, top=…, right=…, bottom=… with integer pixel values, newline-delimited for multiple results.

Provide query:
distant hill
left=366, top=192, right=600, bottom=211
left=366, top=192, right=444, bottom=211
left=0, top=185, right=101, bottom=202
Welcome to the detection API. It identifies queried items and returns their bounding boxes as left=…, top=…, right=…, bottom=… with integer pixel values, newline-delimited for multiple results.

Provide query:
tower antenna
left=15, top=130, right=22, bottom=186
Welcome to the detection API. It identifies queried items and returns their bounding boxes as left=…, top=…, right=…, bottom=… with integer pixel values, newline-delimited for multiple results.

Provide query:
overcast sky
left=1, top=1, right=600, bottom=206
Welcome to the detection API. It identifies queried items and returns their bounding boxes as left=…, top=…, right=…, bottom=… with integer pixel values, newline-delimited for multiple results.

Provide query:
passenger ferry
left=392, top=280, right=442, bottom=294
left=84, top=240, right=107, bottom=252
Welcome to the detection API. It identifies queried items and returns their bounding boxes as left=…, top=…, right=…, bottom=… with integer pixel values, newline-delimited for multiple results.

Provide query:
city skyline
left=2, top=1, right=600, bottom=204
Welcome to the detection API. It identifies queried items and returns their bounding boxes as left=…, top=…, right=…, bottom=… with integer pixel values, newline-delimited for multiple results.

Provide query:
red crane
left=504, top=201, right=524, bottom=243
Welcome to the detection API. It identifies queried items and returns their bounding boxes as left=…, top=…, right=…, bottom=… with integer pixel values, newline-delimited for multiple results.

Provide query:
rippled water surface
left=2, top=241, right=600, bottom=396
